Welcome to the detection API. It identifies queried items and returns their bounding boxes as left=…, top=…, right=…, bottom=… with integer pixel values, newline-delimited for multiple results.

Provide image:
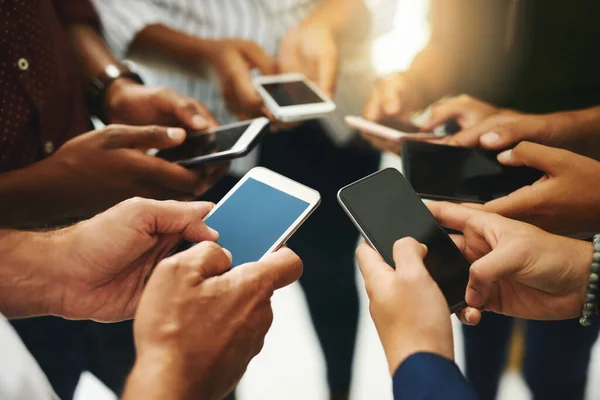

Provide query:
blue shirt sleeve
left=393, top=352, right=477, bottom=400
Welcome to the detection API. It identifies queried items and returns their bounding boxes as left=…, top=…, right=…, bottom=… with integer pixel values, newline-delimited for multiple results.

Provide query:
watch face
left=105, top=64, right=122, bottom=79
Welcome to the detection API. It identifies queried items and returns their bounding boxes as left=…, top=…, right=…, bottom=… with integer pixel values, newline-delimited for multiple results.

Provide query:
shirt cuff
left=392, top=352, right=477, bottom=400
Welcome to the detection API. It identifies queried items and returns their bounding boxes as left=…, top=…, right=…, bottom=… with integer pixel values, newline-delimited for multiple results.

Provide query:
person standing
left=93, top=1, right=392, bottom=398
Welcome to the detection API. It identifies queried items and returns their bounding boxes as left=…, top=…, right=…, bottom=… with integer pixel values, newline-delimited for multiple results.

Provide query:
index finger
left=317, top=56, right=338, bottom=99
left=426, top=202, right=486, bottom=232
left=232, top=247, right=303, bottom=291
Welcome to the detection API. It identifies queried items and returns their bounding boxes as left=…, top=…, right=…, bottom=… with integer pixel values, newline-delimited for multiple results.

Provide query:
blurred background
left=74, top=1, right=600, bottom=399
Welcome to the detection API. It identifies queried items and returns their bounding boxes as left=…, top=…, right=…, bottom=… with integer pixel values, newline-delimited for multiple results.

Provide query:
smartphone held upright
left=338, top=168, right=470, bottom=313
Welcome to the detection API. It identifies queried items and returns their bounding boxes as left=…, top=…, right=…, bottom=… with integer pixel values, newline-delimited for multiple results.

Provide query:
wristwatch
left=86, top=64, right=144, bottom=124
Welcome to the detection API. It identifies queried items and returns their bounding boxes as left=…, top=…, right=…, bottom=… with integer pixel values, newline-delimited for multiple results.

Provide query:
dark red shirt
left=0, top=0, right=98, bottom=171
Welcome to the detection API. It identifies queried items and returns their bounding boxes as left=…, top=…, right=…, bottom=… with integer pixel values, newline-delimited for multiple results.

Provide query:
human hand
left=278, top=22, right=338, bottom=99
left=420, top=94, right=504, bottom=134
left=482, top=142, right=600, bottom=237
left=40, top=125, right=217, bottom=218
left=200, top=39, right=277, bottom=117
left=356, top=238, right=454, bottom=375
left=126, top=245, right=303, bottom=400
left=363, top=72, right=426, bottom=124
left=106, top=80, right=219, bottom=131
left=428, top=202, right=592, bottom=323
left=38, top=198, right=217, bottom=321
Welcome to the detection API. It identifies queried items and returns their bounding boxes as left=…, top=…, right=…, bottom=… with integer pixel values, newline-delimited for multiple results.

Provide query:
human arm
left=0, top=126, right=226, bottom=227
left=66, top=22, right=217, bottom=130
left=0, top=198, right=218, bottom=320
left=427, top=202, right=592, bottom=322
left=355, top=238, right=476, bottom=399
left=436, top=100, right=600, bottom=160
left=122, top=244, right=303, bottom=400
left=278, top=0, right=371, bottom=98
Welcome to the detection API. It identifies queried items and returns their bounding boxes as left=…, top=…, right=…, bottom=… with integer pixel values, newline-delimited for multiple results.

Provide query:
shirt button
left=44, top=141, right=55, bottom=155
left=18, top=58, right=29, bottom=71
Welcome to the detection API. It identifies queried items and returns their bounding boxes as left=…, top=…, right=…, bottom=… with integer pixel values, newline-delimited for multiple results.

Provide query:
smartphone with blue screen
left=178, top=167, right=320, bottom=268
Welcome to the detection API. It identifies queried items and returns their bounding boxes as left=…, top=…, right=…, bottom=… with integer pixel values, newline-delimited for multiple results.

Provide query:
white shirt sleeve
left=0, top=314, right=59, bottom=400
left=92, top=0, right=171, bottom=59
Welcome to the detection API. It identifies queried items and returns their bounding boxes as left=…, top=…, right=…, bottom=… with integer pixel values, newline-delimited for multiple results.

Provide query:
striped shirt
left=93, top=0, right=395, bottom=172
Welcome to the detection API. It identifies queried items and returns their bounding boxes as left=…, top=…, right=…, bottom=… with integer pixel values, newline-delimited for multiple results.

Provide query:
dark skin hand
left=0, top=125, right=216, bottom=227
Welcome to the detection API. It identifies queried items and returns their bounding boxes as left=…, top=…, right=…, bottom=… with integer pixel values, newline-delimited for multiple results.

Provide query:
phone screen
left=339, top=168, right=470, bottom=311
left=204, top=177, right=311, bottom=267
left=262, top=81, right=324, bottom=107
left=402, top=141, right=544, bottom=203
left=157, top=122, right=252, bottom=163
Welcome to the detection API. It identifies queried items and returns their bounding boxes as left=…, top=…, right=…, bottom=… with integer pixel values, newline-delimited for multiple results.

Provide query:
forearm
left=68, top=23, right=121, bottom=80
left=123, top=352, right=201, bottom=400
left=130, top=24, right=213, bottom=72
left=550, top=106, right=600, bottom=160
left=0, top=230, right=62, bottom=318
left=303, top=0, right=370, bottom=41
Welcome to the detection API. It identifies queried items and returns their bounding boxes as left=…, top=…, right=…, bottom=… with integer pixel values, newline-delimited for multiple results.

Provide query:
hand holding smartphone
left=402, top=141, right=544, bottom=203
left=253, top=73, right=336, bottom=122
left=345, top=115, right=439, bottom=142
left=338, top=168, right=470, bottom=313
left=156, top=118, right=269, bottom=167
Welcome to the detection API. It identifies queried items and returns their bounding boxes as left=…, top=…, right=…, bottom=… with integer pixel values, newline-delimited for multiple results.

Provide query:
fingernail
left=497, top=149, right=513, bottom=163
left=208, top=227, right=219, bottom=240
left=167, top=128, right=185, bottom=141
left=192, top=115, right=208, bottom=129
left=222, top=248, right=233, bottom=262
left=481, top=132, right=501, bottom=146
left=467, top=287, right=483, bottom=307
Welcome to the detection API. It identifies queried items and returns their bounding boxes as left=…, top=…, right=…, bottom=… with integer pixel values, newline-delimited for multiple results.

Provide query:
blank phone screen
left=262, top=81, right=324, bottom=107
left=157, top=122, right=253, bottom=163
left=403, top=141, right=544, bottom=203
left=339, top=169, right=470, bottom=310
left=205, top=178, right=311, bottom=267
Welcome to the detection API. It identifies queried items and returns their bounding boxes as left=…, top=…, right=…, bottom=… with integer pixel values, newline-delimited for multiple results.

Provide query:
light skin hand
left=356, top=238, right=454, bottom=375
left=278, top=22, right=339, bottom=99
left=427, top=202, right=592, bottom=323
left=363, top=73, right=426, bottom=124
left=124, top=245, right=303, bottom=400
left=420, top=94, right=505, bottom=134
left=200, top=39, right=277, bottom=117
left=0, top=198, right=218, bottom=320
left=483, top=142, right=600, bottom=237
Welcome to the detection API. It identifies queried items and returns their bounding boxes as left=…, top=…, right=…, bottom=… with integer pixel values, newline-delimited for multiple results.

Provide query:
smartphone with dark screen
left=156, top=118, right=269, bottom=167
left=337, top=168, right=470, bottom=313
left=402, top=141, right=544, bottom=203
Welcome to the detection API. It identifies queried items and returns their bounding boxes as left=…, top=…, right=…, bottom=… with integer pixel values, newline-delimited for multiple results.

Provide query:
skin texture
left=427, top=202, right=592, bottom=323
left=484, top=142, right=600, bottom=237
left=356, top=238, right=454, bottom=375
left=0, top=125, right=227, bottom=227
left=1, top=198, right=303, bottom=400
left=0, top=198, right=218, bottom=319
left=356, top=203, right=592, bottom=377
left=124, top=245, right=303, bottom=400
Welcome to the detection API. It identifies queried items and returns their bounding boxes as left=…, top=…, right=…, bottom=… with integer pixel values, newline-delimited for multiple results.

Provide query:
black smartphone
left=402, top=141, right=544, bottom=203
left=157, top=117, right=269, bottom=167
left=337, top=168, right=470, bottom=313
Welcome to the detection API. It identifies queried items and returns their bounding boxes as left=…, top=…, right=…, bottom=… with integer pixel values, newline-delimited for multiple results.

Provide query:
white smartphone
left=345, top=115, right=444, bottom=142
left=254, top=73, right=336, bottom=122
left=202, top=167, right=320, bottom=267
left=156, top=117, right=270, bottom=167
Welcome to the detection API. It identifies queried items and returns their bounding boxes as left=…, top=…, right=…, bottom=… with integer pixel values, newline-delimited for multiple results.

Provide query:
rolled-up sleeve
left=91, top=0, right=169, bottom=59
left=52, top=0, right=100, bottom=28
left=393, top=353, right=477, bottom=400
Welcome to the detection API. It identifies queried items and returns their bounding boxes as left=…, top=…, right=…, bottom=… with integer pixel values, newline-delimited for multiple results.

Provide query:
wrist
left=574, top=240, right=595, bottom=316
left=0, top=230, right=66, bottom=318
left=124, top=349, right=201, bottom=400
left=104, top=77, right=143, bottom=122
